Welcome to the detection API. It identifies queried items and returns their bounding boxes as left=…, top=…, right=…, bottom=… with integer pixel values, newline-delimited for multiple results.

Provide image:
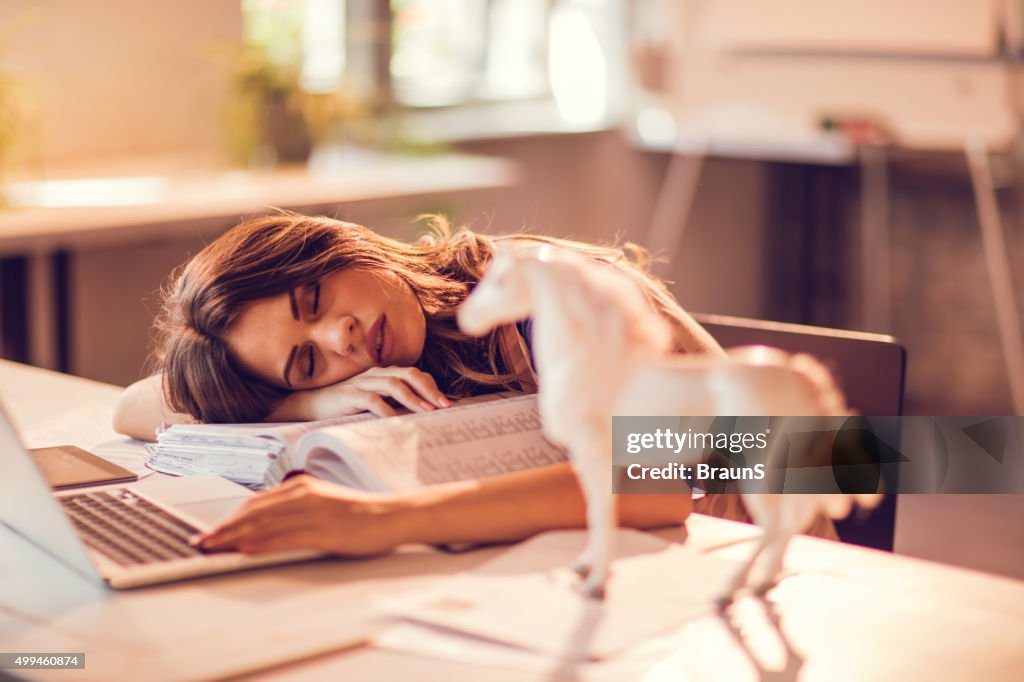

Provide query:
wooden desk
left=0, top=360, right=122, bottom=429
left=2, top=362, right=1023, bottom=681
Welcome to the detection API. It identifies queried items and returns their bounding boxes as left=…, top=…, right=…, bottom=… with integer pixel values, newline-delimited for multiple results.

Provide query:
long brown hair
left=154, top=212, right=719, bottom=423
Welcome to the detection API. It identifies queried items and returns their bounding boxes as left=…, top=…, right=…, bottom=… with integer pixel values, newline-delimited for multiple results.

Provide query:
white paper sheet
left=383, top=529, right=739, bottom=661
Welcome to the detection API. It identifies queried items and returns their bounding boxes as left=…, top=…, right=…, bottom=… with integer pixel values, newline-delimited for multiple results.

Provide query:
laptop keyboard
left=60, top=490, right=203, bottom=566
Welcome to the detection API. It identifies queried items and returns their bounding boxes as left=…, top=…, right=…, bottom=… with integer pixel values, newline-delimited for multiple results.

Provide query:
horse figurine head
left=458, top=245, right=674, bottom=362
left=456, top=246, right=536, bottom=337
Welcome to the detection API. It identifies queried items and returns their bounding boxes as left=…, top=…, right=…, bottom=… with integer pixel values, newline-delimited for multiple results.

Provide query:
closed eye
left=306, top=345, right=316, bottom=379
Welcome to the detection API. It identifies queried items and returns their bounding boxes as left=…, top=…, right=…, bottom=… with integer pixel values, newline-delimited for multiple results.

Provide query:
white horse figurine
left=458, top=247, right=879, bottom=600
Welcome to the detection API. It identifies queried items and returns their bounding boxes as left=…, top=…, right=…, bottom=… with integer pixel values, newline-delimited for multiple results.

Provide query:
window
left=242, top=0, right=626, bottom=130
left=391, top=0, right=549, bottom=106
left=243, top=0, right=346, bottom=92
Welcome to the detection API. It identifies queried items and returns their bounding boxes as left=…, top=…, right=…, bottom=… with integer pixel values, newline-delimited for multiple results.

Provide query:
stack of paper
left=145, top=424, right=286, bottom=489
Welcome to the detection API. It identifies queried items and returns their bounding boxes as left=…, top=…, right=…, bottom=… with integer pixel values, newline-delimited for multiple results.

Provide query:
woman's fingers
left=200, top=510, right=309, bottom=550
left=199, top=506, right=306, bottom=549
left=355, top=390, right=399, bottom=417
left=393, top=367, right=450, bottom=408
left=200, top=504, right=393, bottom=557
left=199, top=485, right=315, bottom=548
left=203, top=514, right=315, bottom=552
left=196, top=474, right=403, bottom=557
left=364, top=366, right=450, bottom=408
left=290, top=365, right=450, bottom=420
left=357, top=376, right=436, bottom=413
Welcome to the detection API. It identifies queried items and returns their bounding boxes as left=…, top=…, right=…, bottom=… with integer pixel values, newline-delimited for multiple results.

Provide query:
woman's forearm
left=112, top=373, right=192, bottom=441
left=114, top=372, right=328, bottom=438
left=388, top=462, right=691, bottom=547
left=199, top=464, right=691, bottom=556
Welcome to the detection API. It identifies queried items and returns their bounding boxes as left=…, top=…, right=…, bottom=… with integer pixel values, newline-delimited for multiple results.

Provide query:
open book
left=145, top=393, right=567, bottom=491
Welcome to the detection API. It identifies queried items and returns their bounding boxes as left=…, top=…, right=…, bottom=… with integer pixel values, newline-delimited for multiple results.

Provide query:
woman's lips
left=365, top=315, right=384, bottom=363
left=380, top=315, right=395, bottom=365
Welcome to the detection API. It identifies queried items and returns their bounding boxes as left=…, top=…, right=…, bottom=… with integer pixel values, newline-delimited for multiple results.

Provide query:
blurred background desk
left=0, top=153, right=518, bottom=383
left=633, top=122, right=860, bottom=330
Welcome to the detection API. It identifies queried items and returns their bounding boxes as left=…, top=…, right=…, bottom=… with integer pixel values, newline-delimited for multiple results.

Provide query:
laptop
left=0, top=401, right=319, bottom=589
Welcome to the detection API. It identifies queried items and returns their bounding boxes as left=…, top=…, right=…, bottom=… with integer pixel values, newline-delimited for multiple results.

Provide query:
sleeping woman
left=113, top=213, right=725, bottom=555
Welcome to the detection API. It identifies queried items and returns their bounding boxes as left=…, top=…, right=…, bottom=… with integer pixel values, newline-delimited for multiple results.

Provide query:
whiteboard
left=696, top=0, right=1001, bottom=55
left=661, top=0, right=1015, bottom=151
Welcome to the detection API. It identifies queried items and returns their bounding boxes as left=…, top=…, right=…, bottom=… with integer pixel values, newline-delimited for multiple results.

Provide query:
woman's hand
left=197, top=475, right=409, bottom=556
left=272, top=366, right=452, bottom=421
left=197, top=465, right=691, bottom=557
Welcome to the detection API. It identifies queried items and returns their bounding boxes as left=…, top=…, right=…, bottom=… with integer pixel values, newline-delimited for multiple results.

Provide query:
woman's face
left=226, top=267, right=427, bottom=390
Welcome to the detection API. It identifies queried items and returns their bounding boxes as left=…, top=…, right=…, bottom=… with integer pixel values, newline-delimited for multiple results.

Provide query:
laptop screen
left=0, top=399, right=103, bottom=584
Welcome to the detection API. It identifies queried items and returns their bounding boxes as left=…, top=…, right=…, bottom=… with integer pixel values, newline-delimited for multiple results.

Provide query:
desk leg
left=0, top=253, right=69, bottom=371
left=27, top=252, right=60, bottom=370
left=966, top=140, right=1024, bottom=415
left=0, top=256, right=29, bottom=361
left=859, top=144, right=891, bottom=333
left=645, top=150, right=706, bottom=276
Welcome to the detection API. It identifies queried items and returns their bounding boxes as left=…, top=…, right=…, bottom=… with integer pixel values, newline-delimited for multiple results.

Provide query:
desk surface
left=2, top=361, right=1023, bottom=681
left=0, top=360, right=122, bottom=429
left=0, top=152, right=518, bottom=256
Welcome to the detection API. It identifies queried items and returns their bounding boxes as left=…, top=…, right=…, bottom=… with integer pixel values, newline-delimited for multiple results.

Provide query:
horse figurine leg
left=719, top=493, right=783, bottom=605
left=735, top=494, right=825, bottom=600
left=752, top=529, right=794, bottom=597
left=720, top=532, right=767, bottom=607
left=567, top=427, right=615, bottom=599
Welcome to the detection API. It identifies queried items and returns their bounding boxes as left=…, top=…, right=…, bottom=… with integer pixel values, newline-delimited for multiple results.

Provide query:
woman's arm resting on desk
left=112, top=374, right=192, bottom=441
left=198, top=463, right=692, bottom=555
left=111, top=376, right=336, bottom=441
left=113, top=367, right=451, bottom=441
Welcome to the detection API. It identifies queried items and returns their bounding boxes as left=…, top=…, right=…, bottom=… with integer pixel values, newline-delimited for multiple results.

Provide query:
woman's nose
left=314, top=315, right=359, bottom=356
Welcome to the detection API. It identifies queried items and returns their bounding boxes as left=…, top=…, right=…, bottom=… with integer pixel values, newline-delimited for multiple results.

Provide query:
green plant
left=0, top=11, right=38, bottom=205
left=218, top=42, right=292, bottom=166
left=0, top=73, right=34, bottom=207
left=219, top=42, right=372, bottom=167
